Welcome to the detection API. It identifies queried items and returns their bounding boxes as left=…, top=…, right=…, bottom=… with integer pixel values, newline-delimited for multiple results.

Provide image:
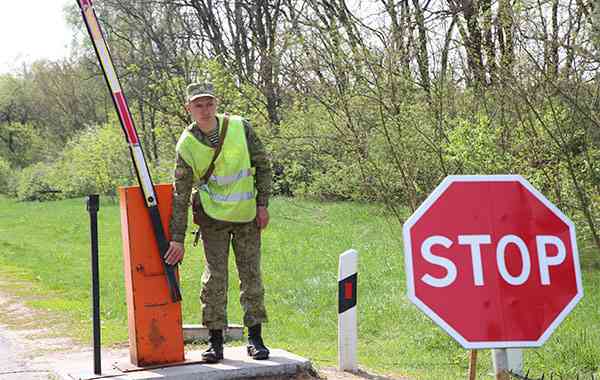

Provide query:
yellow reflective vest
left=176, top=114, right=256, bottom=222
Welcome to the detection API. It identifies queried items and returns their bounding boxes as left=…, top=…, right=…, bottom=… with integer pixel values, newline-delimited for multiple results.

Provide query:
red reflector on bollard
left=344, top=282, right=353, bottom=300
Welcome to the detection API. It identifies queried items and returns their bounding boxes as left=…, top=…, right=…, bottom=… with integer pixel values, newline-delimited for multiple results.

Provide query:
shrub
left=16, top=162, right=61, bottom=201
left=444, top=114, right=516, bottom=174
left=54, top=123, right=135, bottom=197
left=0, top=123, right=46, bottom=169
left=0, top=156, right=13, bottom=194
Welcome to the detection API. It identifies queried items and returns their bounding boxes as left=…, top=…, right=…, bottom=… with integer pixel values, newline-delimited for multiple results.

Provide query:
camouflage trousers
left=197, top=215, right=268, bottom=330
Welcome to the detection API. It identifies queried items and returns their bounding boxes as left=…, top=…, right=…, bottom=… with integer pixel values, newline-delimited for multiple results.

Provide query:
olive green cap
left=186, top=82, right=215, bottom=102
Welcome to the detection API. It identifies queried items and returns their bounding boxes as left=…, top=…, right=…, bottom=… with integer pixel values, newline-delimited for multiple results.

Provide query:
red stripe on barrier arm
left=115, top=92, right=139, bottom=145
left=344, top=282, right=353, bottom=300
left=81, top=0, right=92, bottom=7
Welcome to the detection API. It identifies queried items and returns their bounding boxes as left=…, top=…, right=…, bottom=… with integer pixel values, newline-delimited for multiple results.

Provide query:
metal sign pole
left=492, top=349, right=510, bottom=380
left=86, top=194, right=101, bottom=375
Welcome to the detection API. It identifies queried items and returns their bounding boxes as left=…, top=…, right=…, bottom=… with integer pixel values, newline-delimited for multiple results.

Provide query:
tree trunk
left=481, top=0, right=496, bottom=83
left=449, top=0, right=486, bottom=87
left=549, top=0, right=560, bottom=78
left=412, top=0, right=431, bottom=96
left=497, top=0, right=514, bottom=72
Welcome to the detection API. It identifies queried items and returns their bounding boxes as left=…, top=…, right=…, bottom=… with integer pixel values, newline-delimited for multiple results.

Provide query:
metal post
left=507, top=349, right=523, bottom=376
left=493, top=348, right=523, bottom=379
left=87, top=194, right=101, bottom=375
left=492, top=349, right=510, bottom=380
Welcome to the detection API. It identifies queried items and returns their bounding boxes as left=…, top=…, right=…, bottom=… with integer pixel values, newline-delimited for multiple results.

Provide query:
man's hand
left=256, top=206, right=269, bottom=230
left=164, top=241, right=185, bottom=265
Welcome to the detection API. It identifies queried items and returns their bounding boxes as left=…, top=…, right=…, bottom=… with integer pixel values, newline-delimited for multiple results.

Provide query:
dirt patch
left=318, top=367, right=410, bottom=380
left=0, top=289, right=67, bottom=379
left=0, top=278, right=77, bottom=354
left=239, top=366, right=408, bottom=380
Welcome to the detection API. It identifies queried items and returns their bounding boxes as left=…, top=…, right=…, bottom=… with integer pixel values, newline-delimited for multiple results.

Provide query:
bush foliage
left=0, top=156, right=14, bottom=195
left=15, top=162, right=61, bottom=201
left=12, top=124, right=135, bottom=201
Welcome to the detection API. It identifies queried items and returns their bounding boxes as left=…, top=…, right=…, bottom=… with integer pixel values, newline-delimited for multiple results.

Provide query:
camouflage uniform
left=169, top=119, right=272, bottom=330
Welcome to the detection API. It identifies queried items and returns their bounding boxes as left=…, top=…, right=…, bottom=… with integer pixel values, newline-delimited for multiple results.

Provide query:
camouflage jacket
left=169, top=118, right=272, bottom=243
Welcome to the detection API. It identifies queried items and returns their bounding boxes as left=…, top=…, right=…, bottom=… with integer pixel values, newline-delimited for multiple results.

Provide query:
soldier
left=165, top=82, right=272, bottom=363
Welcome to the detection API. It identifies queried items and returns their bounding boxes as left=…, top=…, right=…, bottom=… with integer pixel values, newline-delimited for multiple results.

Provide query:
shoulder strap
left=201, top=114, right=230, bottom=183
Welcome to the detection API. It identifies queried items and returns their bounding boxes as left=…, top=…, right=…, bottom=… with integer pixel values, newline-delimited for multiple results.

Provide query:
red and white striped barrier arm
left=76, top=0, right=181, bottom=302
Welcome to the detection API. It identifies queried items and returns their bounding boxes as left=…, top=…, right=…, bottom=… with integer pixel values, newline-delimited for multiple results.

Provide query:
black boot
left=247, top=324, right=269, bottom=360
left=202, top=329, right=224, bottom=363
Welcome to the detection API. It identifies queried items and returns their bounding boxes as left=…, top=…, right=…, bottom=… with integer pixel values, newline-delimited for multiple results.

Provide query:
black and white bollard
left=338, top=249, right=358, bottom=372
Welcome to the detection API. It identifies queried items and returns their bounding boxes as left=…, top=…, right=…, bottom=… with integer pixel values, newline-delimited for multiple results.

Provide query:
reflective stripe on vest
left=209, top=168, right=255, bottom=186
left=200, top=184, right=255, bottom=202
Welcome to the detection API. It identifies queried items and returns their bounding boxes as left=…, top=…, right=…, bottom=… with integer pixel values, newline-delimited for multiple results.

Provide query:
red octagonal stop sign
left=403, top=175, right=583, bottom=348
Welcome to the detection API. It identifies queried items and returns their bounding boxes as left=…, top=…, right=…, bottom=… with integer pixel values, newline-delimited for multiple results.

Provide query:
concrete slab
left=55, top=346, right=311, bottom=380
left=183, top=324, right=244, bottom=343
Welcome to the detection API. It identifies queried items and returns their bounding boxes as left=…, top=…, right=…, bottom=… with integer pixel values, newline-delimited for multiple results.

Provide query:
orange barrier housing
left=119, top=184, right=184, bottom=366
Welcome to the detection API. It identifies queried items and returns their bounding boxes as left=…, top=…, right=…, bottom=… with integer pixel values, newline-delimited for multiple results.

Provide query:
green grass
left=0, top=194, right=599, bottom=379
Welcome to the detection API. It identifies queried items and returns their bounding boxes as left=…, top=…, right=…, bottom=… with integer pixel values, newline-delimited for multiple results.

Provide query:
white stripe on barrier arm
left=338, top=249, right=358, bottom=372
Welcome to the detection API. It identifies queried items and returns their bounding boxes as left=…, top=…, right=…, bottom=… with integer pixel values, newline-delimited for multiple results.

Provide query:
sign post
left=492, top=349, right=510, bottom=380
left=403, top=175, right=583, bottom=349
left=506, top=348, right=523, bottom=375
left=468, top=350, right=478, bottom=380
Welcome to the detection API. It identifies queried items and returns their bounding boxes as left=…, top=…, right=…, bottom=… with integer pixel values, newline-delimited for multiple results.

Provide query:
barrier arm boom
left=76, top=0, right=182, bottom=302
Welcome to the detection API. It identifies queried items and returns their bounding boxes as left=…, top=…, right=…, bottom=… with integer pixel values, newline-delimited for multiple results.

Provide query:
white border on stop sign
left=402, top=174, right=584, bottom=349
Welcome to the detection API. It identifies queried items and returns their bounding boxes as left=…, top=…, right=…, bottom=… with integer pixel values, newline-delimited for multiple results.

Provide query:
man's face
left=186, top=96, right=217, bottom=124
